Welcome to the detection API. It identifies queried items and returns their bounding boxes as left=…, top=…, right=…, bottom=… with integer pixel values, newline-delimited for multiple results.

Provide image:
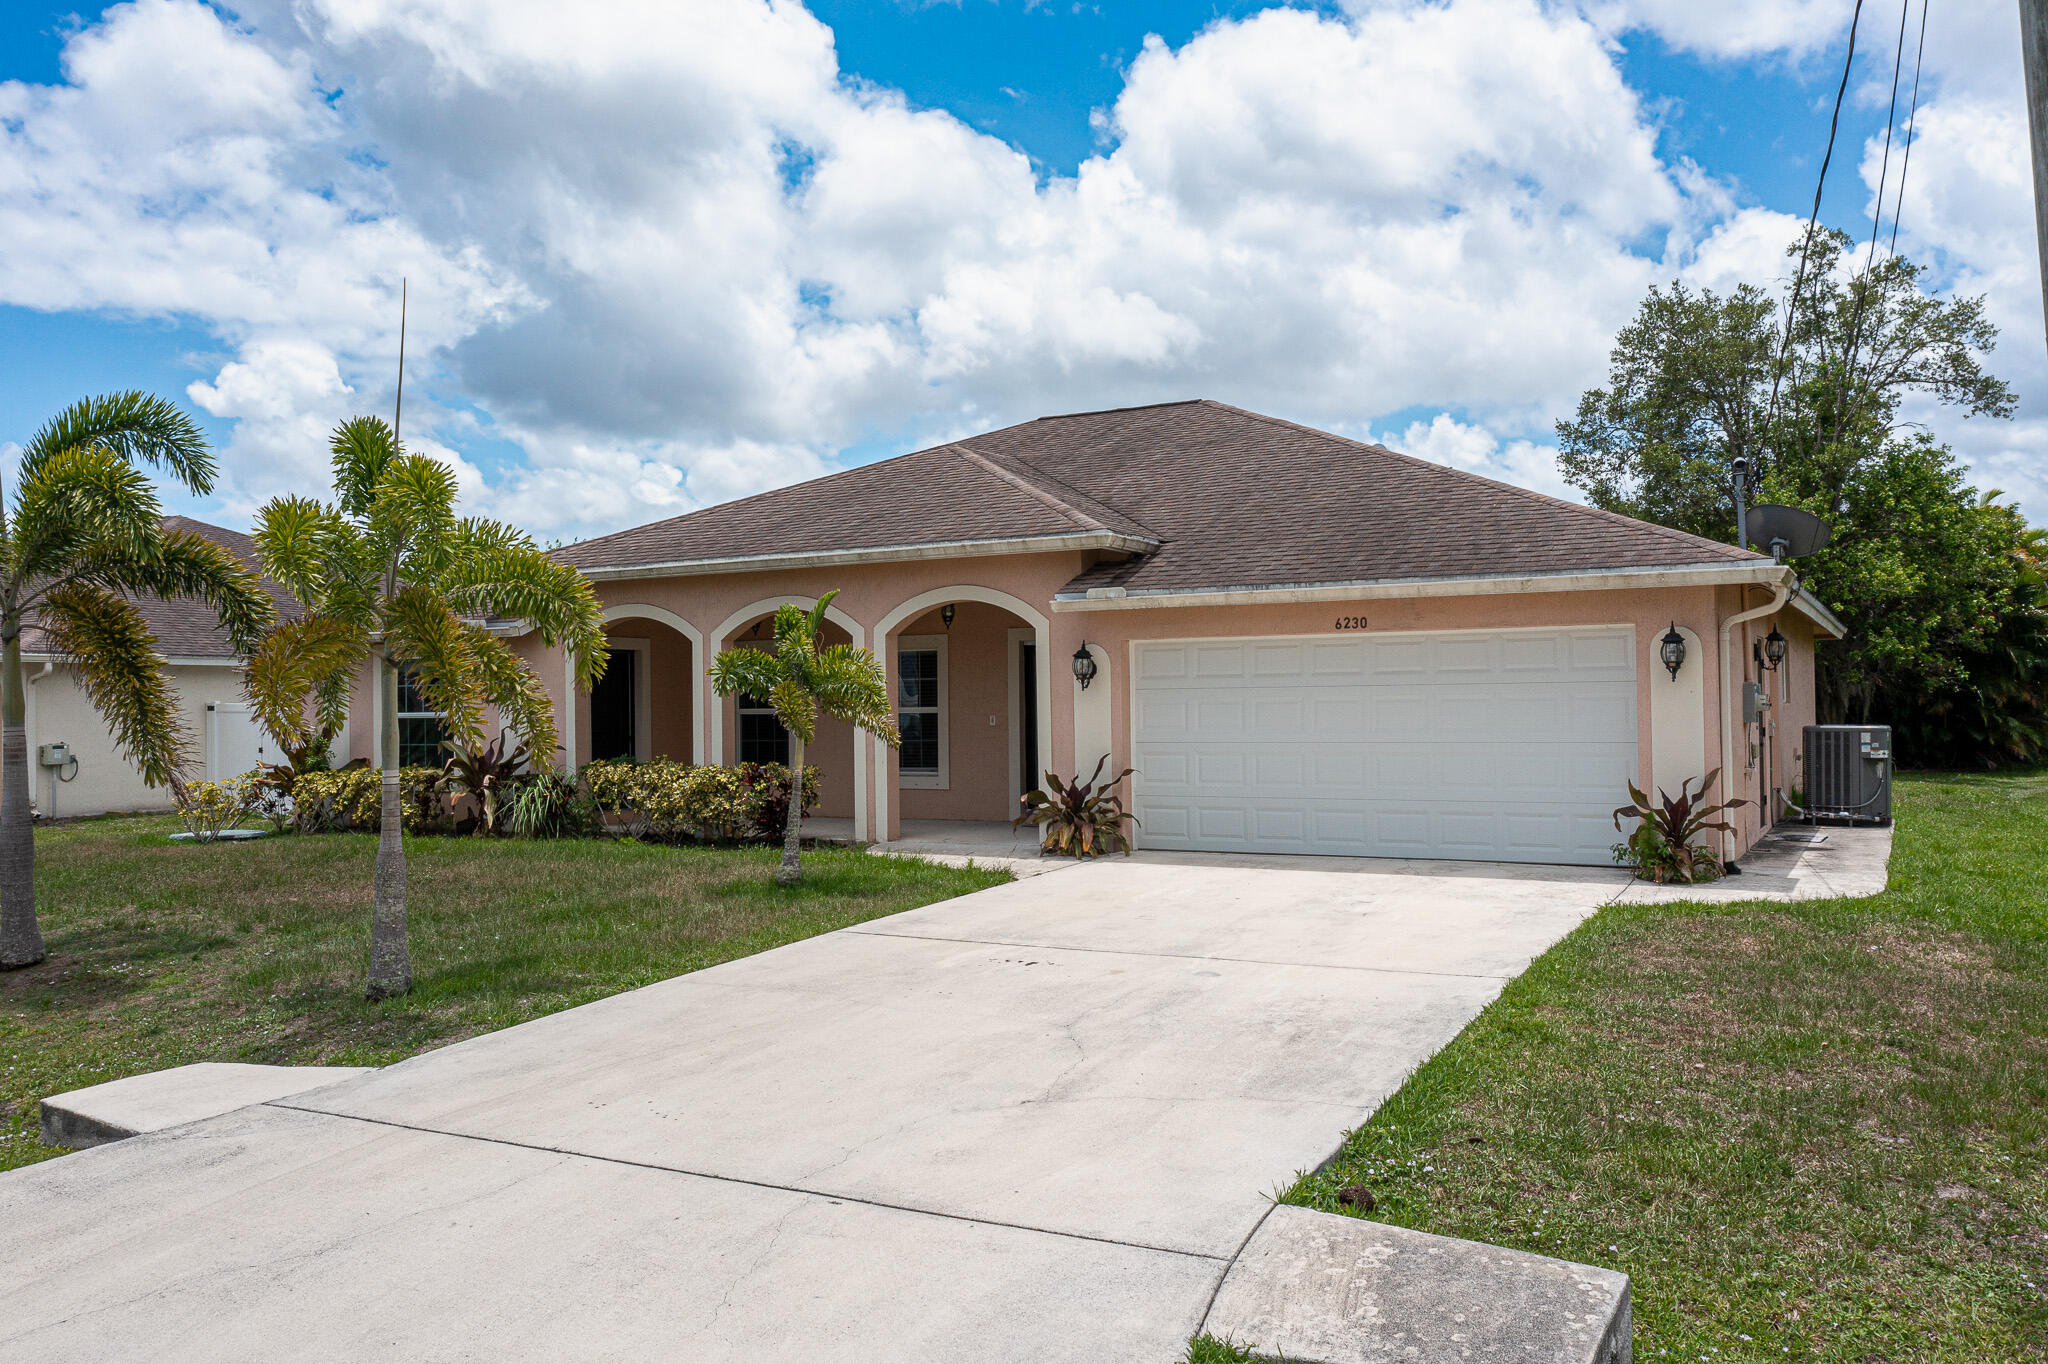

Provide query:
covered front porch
left=561, top=583, right=1061, bottom=845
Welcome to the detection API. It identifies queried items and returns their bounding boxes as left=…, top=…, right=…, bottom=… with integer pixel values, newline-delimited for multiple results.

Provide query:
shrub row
left=271, top=757, right=818, bottom=844
left=580, top=758, right=818, bottom=843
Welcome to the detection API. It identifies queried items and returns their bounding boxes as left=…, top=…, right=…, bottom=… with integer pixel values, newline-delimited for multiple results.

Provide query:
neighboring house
left=15, top=517, right=322, bottom=817
left=517, top=400, right=1838, bottom=867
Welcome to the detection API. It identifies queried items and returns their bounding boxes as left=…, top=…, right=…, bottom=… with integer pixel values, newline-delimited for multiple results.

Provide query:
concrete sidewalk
left=0, top=854, right=1684, bottom=1361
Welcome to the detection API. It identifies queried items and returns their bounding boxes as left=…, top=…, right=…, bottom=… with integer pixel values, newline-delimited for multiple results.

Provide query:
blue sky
left=0, top=0, right=2037, bottom=536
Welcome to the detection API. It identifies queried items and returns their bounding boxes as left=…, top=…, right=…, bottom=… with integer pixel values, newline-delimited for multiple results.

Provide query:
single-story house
left=14, top=517, right=324, bottom=817
left=502, top=400, right=1837, bottom=866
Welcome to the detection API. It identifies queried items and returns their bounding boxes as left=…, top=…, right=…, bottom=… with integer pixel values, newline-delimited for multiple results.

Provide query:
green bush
left=294, top=766, right=452, bottom=834
left=580, top=758, right=818, bottom=843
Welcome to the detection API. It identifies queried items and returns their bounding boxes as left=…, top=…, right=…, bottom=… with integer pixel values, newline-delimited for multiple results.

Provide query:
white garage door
left=1131, top=627, right=1637, bottom=866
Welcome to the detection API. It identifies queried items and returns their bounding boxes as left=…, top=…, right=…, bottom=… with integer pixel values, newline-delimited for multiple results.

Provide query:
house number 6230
left=1333, top=616, right=1370, bottom=630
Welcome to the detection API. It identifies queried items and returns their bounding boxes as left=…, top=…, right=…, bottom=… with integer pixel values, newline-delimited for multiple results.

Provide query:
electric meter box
left=36, top=742, right=69, bottom=769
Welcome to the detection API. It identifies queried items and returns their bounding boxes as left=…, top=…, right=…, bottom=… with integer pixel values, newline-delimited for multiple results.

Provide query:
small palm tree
left=708, top=591, right=897, bottom=886
left=1, top=393, right=275, bottom=969
left=243, top=416, right=608, bottom=999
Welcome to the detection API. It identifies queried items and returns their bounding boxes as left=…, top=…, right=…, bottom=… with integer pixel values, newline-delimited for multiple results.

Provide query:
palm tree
left=708, top=591, right=897, bottom=886
left=1, top=393, right=275, bottom=969
left=243, top=416, right=607, bottom=999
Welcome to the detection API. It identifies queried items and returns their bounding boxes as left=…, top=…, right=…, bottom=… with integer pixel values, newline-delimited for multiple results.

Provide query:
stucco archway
left=570, top=602, right=708, bottom=768
left=709, top=595, right=868, bottom=841
left=872, top=585, right=1053, bottom=843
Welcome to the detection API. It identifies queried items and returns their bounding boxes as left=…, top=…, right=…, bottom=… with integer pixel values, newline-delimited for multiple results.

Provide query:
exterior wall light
left=1761, top=624, right=1787, bottom=671
left=1659, top=623, right=1687, bottom=680
left=940, top=603, right=956, bottom=630
left=1072, top=644, right=1099, bottom=689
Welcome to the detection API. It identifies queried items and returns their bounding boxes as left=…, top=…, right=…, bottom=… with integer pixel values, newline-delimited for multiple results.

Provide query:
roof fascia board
left=574, top=531, right=1158, bottom=582
left=22, top=653, right=241, bottom=666
left=1786, top=587, right=1848, bottom=639
left=1051, top=561, right=1791, bottom=611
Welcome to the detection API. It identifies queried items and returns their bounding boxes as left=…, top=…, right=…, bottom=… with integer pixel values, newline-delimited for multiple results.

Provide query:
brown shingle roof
left=559, top=442, right=1155, bottom=572
left=559, top=400, right=1759, bottom=589
left=23, top=516, right=299, bottom=659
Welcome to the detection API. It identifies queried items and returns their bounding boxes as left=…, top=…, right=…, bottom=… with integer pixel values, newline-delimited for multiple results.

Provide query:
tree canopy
left=1557, top=230, right=2045, bottom=766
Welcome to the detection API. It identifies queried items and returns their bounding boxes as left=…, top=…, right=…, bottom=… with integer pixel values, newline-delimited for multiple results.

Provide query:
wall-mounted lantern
left=1759, top=624, right=1787, bottom=672
left=1659, top=623, right=1687, bottom=680
left=1072, top=644, right=1099, bottom=690
left=940, top=603, right=956, bottom=630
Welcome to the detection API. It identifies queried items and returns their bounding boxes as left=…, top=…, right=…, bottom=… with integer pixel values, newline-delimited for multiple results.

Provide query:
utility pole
left=2023, top=0, right=2048, bottom=360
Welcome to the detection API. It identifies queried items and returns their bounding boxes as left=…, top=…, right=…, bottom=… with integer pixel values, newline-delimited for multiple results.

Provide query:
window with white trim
left=395, top=663, right=449, bottom=767
left=896, top=635, right=947, bottom=789
left=737, top=692, right=789, bottom=765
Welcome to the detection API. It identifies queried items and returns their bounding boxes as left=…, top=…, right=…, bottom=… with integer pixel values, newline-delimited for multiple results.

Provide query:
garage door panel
left=1435, top=637, right=1494, bottom=673
left=1137, top=645, right=1189, bottom=679
left=1143, top=750, right=1193, bottom=788
left=1252, top=752, right=1305, bottom=789
left=1368, top=748, right=1430, bottom=794
left=1313, top=695, right=1369, bottom=735
left=1138, top=696, right=1190, bottom=736
left=1569, top=631, right=1633, bottom=674
left=1254, top=643, right=1305, bottom=676
left=1370, top=810, right=1431, bottom=854
left=1369, top=639, right=1428, bottom=676
left=1569, top=687, right=1634, bottom=737
left=1251, top=696, right=1304, bottom=735
left=1193, top=644, right=1245, bottom=678
left=1434, top=747, right=1496, bottom=795
left=1501, top=634, right=1562, bottom=672
left=1315, top=750, right=1369, bottom=788
left=1370, top=690, right=1429, bottom=734
left=1133, top=629, right=1637, bottom=866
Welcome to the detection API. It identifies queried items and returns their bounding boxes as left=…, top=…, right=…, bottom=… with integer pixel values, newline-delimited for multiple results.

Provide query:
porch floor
left=803, top=817, right=1045, bottom=860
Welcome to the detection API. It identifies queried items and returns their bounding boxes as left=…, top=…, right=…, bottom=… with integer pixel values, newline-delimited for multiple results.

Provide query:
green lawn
left=1194, top=771, right=2046, bottom=1362
left=0, top=816, right=1007, bottom=1173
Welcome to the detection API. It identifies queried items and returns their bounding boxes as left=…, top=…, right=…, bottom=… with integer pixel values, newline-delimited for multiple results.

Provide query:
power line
left=1860, top=0, right=1912, bottom=279
left=1760, top=0, right=1866, bottom=492
left=1831, top=0, right=1920, bottom=455
left=1887, top=0, right=1930, bottom=256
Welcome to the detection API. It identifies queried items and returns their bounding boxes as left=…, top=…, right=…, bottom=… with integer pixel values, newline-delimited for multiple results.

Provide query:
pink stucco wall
left=488, top=549, right=1822, bottom=861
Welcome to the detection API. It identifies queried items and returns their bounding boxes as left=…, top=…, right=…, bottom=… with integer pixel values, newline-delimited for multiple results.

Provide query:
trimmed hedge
left=285, top=758, right=818, bottom=844
left=580, top=758, right=818, bottom=843
left=293, top=766, right=452, bottom=834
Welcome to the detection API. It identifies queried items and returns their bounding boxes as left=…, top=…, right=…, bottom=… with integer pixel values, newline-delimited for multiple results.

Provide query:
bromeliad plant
left=1610, top=768, right=1748, bottom=884
left=1015, top=756, right=1137, bottom=858
left=442, top=729, right=532, bottom=836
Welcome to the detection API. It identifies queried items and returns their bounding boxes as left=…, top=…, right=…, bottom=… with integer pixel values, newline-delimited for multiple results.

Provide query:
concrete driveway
left=0, top=853, right=1627, bottom=1362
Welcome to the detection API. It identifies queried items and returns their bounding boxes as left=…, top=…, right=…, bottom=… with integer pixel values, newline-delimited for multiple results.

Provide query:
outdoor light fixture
left=940, top=603, right=956, bottom=630
left=1760, top=624, right=1788, bottom=672
left=1659, top=623, right=1687, bottom=680
left=1072, top=644, right=1099, bottom=690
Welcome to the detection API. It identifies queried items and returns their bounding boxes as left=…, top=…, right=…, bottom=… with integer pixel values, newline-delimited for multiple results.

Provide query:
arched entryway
left=872, top=586, right=1052, bottom=844
left=709, top=596, right=869, bottom=842
left=572, top=604, right=704, bottom=769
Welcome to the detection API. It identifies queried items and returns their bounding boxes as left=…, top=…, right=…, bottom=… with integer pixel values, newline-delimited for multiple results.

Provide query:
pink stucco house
left=367, top=400, right=1842, bottom=867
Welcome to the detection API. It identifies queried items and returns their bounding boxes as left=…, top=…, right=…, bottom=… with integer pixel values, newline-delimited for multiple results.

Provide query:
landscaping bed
left=1218, top=771, right=2046, bottom=1362
left=0, top=814, right=1007, bottom=1173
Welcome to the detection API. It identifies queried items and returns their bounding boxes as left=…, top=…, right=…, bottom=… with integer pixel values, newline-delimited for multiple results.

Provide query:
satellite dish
left=1745, top=504, right=1831, bottom=560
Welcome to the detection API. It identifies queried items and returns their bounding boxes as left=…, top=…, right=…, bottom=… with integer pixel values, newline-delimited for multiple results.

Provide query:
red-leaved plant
left=1015, top=756, right=1137, bottom=858
left=1611, top=768, right=1748, bottom=883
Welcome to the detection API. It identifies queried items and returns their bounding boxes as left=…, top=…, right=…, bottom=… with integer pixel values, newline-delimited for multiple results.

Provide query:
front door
left=1018, top=641, right=1038, bottom=798
left=589, top=649, right=637, bottom=761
